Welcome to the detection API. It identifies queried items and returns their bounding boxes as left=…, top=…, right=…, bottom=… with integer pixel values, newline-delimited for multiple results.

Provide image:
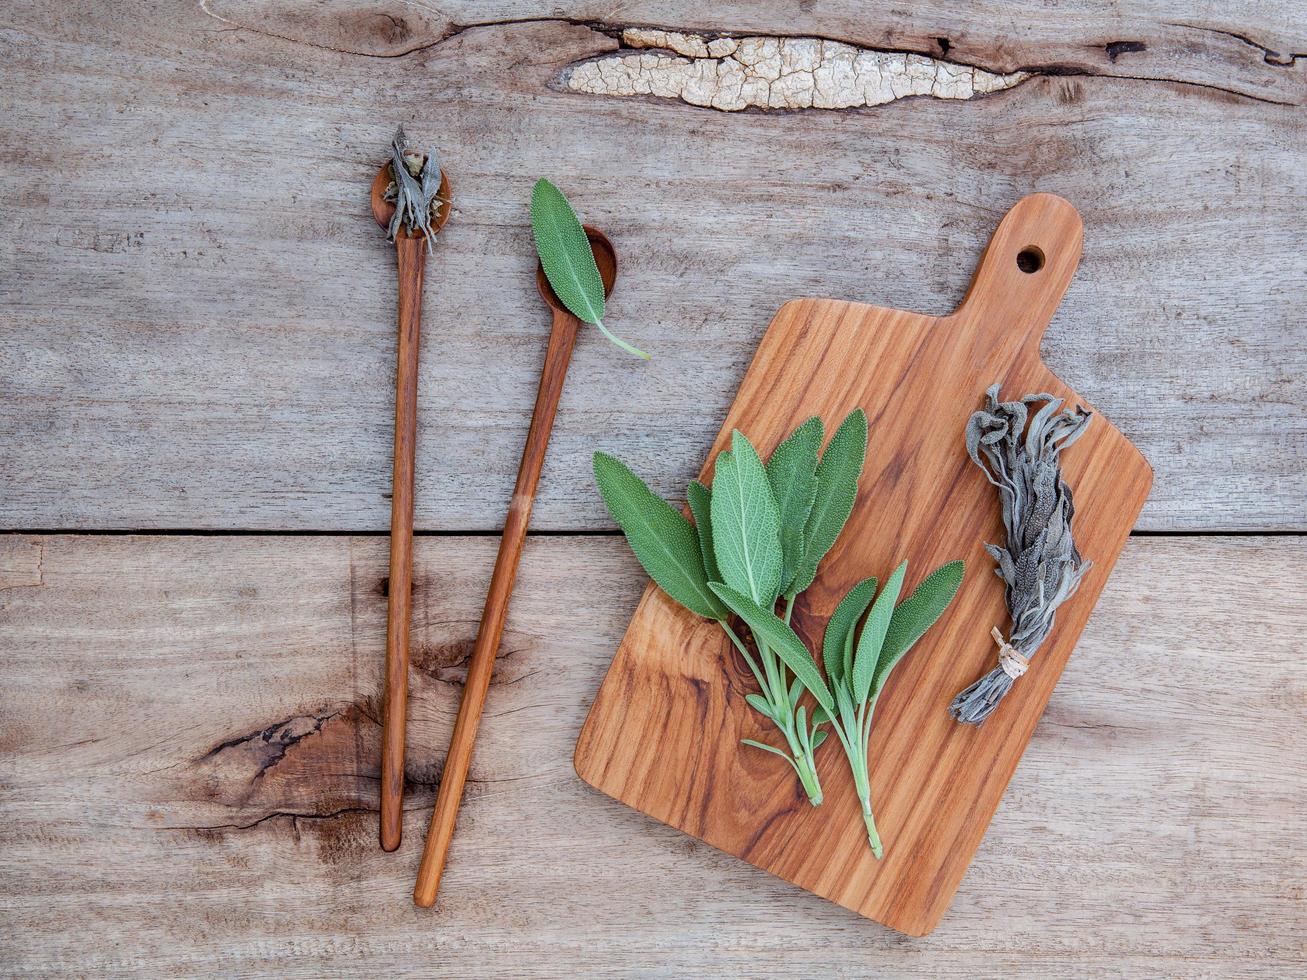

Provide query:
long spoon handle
left=380, top=234, right=427, bottom=852
left=413, top=306, right=579, bottom=907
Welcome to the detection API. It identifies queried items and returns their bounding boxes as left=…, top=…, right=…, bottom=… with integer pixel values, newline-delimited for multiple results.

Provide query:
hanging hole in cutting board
left=1016, top=246, right=1045, bottom=273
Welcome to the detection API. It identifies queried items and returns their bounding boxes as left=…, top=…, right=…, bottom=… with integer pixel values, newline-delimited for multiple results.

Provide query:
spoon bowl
left=537, top=226, right=618, bottom=312
left=370, top=162, right=452, bottom=237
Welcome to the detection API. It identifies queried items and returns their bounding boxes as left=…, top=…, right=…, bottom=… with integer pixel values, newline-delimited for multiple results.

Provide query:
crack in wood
left=1050, top=66, right=1296, bottom=106
left=185, top=653, right=539, bottom=837
left=198, top=2, right=584, bottom=59
left=411, top=630, right=531, bottom=683
left=172, top=766, right=537, bottom=836
left=191, top=702, right=380, bottom=816
left=201, top=706, right=344, bottom=777
left=1167, top=21, right=1305, bottom=67
left=168, top=803, right=374, bottom=834
left=557, top=25, right=1297, bottom=109
left=1105, top=40, right=1148, bottom=63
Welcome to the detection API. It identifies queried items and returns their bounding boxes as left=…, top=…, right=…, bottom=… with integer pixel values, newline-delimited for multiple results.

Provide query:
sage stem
left=720, top=620, right=767, bottom=691
left=593, top=319, right=651, bottom=360
left=793, top=750, right=824, bottom=806
left=862, top=799, right=882, bottom=858
left=757, top=639, right=782, bottom=702
left=727, top=628, right=824, bottom=806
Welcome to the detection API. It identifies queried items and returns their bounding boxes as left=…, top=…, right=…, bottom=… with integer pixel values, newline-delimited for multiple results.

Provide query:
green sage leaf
left=852, top=561, right=906, bottom=705
left=870, top=560, right=966, bottom=705
left=710, top=582, right=834, bottom=713
left=741, top=739, right=801, bottom=773
left=593, top=452, right=728, bottom=621
left=821, top=577, right=878, bottom=683
left=531, top=179, right=605, bottom=325
left=766, top=417, right=822, bottom=596
left=532, top=179, right=648, bottom=359
left=788, top=675, right=804, bottom=705
left=745, top=693, right=774, bottom=720
left=835, top=676, right=858, bottom=721
left=710, top=432, right=783, bottom=607
left=686, top=480, right=719, bottom=585
left=790, top=409, right=868, bottom=595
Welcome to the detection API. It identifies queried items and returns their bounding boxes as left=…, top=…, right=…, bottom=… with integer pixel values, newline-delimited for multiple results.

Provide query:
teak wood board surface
left=574, top=194, right=1154, bottom=936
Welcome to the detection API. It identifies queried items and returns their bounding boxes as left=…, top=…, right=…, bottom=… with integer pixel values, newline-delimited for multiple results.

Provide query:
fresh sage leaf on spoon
left=531, top=178, right=650, bottom=360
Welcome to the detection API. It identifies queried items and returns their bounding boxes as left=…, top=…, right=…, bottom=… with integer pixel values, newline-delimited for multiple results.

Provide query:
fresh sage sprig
left=530, top=178, right=649, bottom=360
left=595, top=410, right=867, bottom=805
left=818, top=560, right=965, bottom=856
left=711, top=558, right=963, bottom=856
left=596, top=409, right=966, bottom=857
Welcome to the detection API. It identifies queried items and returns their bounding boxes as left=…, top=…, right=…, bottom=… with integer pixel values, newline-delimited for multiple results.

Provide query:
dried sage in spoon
left=383, top=125, right=449, bottom=251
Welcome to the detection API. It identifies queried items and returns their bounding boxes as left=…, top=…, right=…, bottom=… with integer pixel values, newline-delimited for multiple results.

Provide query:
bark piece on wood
left=562, top=30, right=1030, bottom=111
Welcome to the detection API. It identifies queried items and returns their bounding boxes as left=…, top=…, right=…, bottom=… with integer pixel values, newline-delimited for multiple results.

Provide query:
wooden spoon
left=370, top=161, right=452, bottom=853
left=413, top=227, right=618, bottom=907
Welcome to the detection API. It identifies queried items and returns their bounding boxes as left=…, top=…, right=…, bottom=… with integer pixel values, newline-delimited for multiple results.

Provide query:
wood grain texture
left=0, top=534, right=1303, bottom=976
left=1, top=3, right=1303, bottom=533
left=575, top=195, right=1153, bottom=934
left=199, top=0, right=1307, bottom=103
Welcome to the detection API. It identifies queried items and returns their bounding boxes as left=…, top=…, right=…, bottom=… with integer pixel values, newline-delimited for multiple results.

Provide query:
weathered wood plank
left=1, top=4, right=1303, bottom=533
left=194, top=1, right=1307, bottom=104
left=1, top=534, right=1303, bottom=976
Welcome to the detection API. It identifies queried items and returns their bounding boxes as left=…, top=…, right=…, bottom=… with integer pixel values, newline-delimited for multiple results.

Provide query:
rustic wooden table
left=2, top=2, right=1304, bottom=976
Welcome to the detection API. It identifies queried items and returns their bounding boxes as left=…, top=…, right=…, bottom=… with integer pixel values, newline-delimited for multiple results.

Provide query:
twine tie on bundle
left=948, top=384, right=1092, bottom=726
left=991, top=627, right=1029, bottom=679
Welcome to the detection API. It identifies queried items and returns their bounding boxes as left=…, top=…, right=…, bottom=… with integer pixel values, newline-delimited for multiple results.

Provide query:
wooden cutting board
left=573, top=194, right=1153, bottom=936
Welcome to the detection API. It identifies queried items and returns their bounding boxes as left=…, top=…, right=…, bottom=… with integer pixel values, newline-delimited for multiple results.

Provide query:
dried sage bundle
left=948, top=384, right=1092, bottom=725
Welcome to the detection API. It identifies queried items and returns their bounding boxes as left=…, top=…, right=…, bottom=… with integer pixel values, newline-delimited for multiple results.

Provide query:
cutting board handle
left=949, top=193, right=1083, bottom=351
